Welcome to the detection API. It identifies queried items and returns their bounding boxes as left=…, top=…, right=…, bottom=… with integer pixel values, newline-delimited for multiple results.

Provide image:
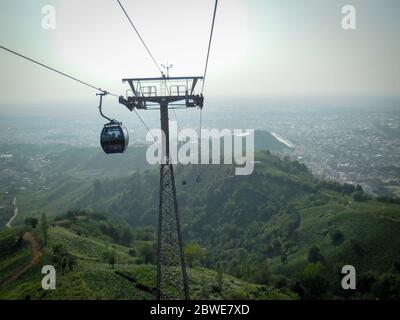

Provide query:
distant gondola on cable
left=97, top=91, right=129, bottom=154
left=100, top=121, right=129, bottom=154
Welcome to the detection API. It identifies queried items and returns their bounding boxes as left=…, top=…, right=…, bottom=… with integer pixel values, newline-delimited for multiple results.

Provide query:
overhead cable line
left=197, top=0, right=218, bottom=181
left=201, top=0, right=218, bottom=94
left=0, top=45, right=119, bottom=97
left=115, top=0, right=165, bottom=137
left=116, top=0, right=163, bottom=76
left=133, top=108, right=155, bottom=139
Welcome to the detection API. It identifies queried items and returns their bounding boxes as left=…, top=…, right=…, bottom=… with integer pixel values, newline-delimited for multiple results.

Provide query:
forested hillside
left=2, top=145, right=400, bottom=299
left=71, top=150, right=400, bottom=299
left=0, top=213, right=293, bottom=300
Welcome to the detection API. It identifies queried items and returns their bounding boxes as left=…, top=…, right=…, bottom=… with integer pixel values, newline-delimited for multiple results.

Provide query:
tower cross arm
left=119, top=76, right=204, bottom=110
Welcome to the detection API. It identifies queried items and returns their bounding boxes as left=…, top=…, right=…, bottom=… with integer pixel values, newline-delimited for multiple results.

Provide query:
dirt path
left=0, top=232, right=43, bottom=289
left=379, top=214, right=400, bottom=223
left=5, top=197, right=18, bottom=228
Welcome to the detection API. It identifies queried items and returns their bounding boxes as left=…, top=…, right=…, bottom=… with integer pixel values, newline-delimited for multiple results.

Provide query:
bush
left=24, top=217, right=38, bottom=229
left=358, top=272, right=377, bottom=295
left=128, top=248, right=137, bottom=257
left=139, top=243, right=156, bottom=264
left=299, top=263, right=329, bottom=299
left=99, top=222, right=134, bottom=246
left=135, top=227, right=156, bottom=241
left=353, top=191, right=369, bottom=202
left=66, top=210, right=78, bottom=221
left=308, top=246, right=325, bottom=264
left=330, top=230, right=345, bottom=246
left=52, top=244, right=77, bottom=275
left=225, top=288, right=248, bottom=300
left=184, top=243, right=206, bottom=267
left=372, top=273, right=400, bottom=300
left=274, top=275, right=288, bottom=289
left=350, top=240, right=365, bottom=258
left=103, top=249, right=117, bottom=268
left=250, top=262, right=272, bottom=285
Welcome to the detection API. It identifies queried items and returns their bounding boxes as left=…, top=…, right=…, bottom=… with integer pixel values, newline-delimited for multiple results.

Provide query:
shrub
left=308, top=246, right=325, bottom=264
left=52, top=244, right=77, bottom=275
left=225, top=288, right=248, bottom=300
left=299, top=263, right=329, bottom=299
left=103, top=249, right=117, bottom=268
left=139, top=243, right=156, bottom=264
left=128, top=248, right=137, bottom=257
left=24, top=217, right=38, bottom=229
left=330, top=230, right=345, bottom=246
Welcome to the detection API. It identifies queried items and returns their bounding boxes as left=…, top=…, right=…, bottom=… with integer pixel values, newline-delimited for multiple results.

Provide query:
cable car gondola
left=100, top=121, right=129, bottom=154
left=97, top=91, right=129, bottom=154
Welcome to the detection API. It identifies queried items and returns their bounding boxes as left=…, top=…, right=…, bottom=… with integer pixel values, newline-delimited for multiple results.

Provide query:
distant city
left=0, top=100, right=399, bottom=199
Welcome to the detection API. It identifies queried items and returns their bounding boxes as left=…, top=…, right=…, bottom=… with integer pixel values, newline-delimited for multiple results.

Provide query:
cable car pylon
left=119, top=76, right=204, bottom=300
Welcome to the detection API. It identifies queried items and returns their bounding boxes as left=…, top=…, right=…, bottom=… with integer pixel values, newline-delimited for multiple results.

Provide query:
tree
left=343, top=183, right=355, bottom=194
left=184, top=243, right=206, bottom=267
left=66, top=210, right=78, bottom=221
left=40, top=213, right=49, bottom=247
left=251, top=261, right=272, bottom=285
left=215, top=262, right=224, bottom=293
left=67, top=254, right=77, bottom=271
left=350, top=240, right=365, bottom=258
left=51, top=244, right=76, bottom=275
left=281, top=252, right=288, bottom=265
left=353, top=190, right=369, bottom=202
left=330, top=230, right=345, bottom=246
left=299, top=263, right=329, bottom=299
left=120, top=228, right=134, bottom=246
left=355, top=184, right=363, bottom=192
left=308, top=246, right=325, bottom=264
left=139, top=243, right=156, bottom=264
left=103, top=249, right=117, bottom=268
left=128, top=248, right=137, bottom=257
left=24, top=217, right=38, bottom=229
left=372, top=273, right=400, bottom=300
left=61, top=256, right=68, bottom=275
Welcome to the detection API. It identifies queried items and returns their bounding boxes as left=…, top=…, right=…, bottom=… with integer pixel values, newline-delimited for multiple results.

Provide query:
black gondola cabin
left=100, top=122, right=129, bottom=154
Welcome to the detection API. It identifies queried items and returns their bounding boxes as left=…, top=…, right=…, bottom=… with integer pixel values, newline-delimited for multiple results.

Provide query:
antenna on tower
left=161, top=62, right=174, bottom=78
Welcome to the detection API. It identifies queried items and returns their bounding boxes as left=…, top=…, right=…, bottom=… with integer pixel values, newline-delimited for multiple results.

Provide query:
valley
left=1, top=143, right=399, bottom=299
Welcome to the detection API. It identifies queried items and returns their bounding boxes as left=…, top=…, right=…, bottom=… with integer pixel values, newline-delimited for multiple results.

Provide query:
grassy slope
left=270, top=198, right=400, bottom=275
left=13, top=151, right=400, bottom=286
left=0, top=228, right=31, bottom=282
left=4, top=148, right=400, bottom=299
left=0, top=225, right=293, bottom=300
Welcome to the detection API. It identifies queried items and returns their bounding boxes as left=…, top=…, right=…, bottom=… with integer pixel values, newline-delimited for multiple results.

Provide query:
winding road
left=0, top=197, right=43, bottom=290
left=6, top=197, right=18, bottom=229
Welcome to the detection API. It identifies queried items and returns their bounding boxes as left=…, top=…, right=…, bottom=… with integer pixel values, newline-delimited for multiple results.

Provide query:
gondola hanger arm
left=97, top=91, right=119, bottom=124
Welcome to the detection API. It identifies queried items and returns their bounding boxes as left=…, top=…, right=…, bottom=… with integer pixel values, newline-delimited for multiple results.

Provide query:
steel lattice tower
left=157, top=102, right=189, bottom=299
left=119, top=76, right=204, bottom=300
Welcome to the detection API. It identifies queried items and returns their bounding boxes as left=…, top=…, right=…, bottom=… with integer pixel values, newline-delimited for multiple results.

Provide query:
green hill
left=46, top=151, right=400, bottom=299
left=2, top=146, right=400, bottom=299
left=0, top=214, right=293, bottom=300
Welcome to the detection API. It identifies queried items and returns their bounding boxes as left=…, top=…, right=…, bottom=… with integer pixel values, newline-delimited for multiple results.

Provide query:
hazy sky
left=1, top=0, right=400, bottom=109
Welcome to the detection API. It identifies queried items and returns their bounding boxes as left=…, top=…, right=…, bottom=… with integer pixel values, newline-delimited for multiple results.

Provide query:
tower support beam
left=157, top=102, right=189, bottom=300
left=119, top=76, right=203, bottom=300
